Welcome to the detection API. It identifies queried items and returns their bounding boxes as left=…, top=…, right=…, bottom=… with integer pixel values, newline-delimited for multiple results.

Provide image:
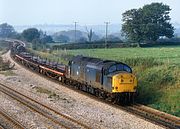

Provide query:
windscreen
left=108, top=63, right=132, bottom=73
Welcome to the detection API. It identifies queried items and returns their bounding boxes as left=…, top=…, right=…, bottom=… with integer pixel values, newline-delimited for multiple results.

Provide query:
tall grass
left=30, top=47, right=180, bottom=116
left=135, top=63, right=179, bottom=116
left=122, top=57, right=162, bottom=68
left=0, top=57, right=11, bottom=71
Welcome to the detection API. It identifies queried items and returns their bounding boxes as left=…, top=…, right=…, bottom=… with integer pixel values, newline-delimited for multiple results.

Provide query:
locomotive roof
left=71, top=55, right=129, bottom=70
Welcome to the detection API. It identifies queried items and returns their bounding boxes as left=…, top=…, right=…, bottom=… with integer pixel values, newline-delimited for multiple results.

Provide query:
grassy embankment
left=0, top=41, right=15, bottom=76
left=0, top=40, right=10, bottom=54
left=30, top=47, right=180, bottom=117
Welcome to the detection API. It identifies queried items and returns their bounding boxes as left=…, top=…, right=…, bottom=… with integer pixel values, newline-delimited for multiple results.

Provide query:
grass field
left=64, top=47, right=180, bottom=65
left=31, top=46, right=180, bottom=117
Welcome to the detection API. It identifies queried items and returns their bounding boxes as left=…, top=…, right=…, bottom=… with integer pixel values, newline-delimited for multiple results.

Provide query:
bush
left=136, top=66, right=177, bottom=105
left=51, top=42, right=139, bottom=50
left=0, top=57, right=11, bottom=71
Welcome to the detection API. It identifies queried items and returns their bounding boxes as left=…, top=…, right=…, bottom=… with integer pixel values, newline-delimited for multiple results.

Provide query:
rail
left=0, top=83, right=90, bottom=129
left=9, top=40, right=180, bottom=129
left=0, top=107, right=25, bottom=129
left=125, top=104, right=180, bottom=129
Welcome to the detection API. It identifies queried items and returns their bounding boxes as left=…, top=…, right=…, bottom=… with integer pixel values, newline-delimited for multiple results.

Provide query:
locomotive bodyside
left=69, top=55, right=137, bottom=102
left=11, top=41, right=137, bottom=103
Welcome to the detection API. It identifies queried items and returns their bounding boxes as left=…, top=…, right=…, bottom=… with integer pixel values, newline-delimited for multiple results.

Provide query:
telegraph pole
left=104, top=22, right=110, bottom=48
left=74, top=22, right=78, bottom=43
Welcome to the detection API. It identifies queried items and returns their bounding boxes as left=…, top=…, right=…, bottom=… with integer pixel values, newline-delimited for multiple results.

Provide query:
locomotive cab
left=112, top=72, right=137, bottom=93
left=104, top=63, right=137, bottom=93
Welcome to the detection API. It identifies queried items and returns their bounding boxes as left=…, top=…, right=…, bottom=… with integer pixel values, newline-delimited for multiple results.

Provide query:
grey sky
left=0, top=0, right=180, bottom=25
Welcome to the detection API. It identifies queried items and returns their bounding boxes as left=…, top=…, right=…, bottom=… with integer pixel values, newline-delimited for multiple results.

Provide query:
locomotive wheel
left=58, top=76, right=62, bottom=82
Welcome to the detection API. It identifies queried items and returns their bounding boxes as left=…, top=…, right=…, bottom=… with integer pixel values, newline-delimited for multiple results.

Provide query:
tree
left=78, top=37, right=87, bottom=43
left=100, top=35, right=122, bottom=42
left=85, top=27, right=93, bottom=42
left=39, top=30, right=53, bottom=43
left=122, top=2, right=174, bottom=43
left=22, top=28, right=40, bottom=42
left=41, top=35, right=53, bottom=43
left=0, top=23, right=16, bottom=38
left=53, top=34, right=70, bottom=43
left=108, top=35, right=122, bottom=42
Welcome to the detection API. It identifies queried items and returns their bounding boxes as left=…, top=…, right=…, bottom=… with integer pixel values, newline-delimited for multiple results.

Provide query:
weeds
left=34, top=86, right=61, bottom=101
left=0, top=56, right=14, bottom=71
left=0, top=70, right=16, bottom=76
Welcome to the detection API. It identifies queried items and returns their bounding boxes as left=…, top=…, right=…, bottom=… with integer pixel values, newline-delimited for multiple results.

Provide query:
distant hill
left=53, top=30, right=86, bottom=42
left=14, top=23, right=180, bottom=39
left=14, top=24, right=122, bottom=36
left=52, top=30, right=100, bottom=42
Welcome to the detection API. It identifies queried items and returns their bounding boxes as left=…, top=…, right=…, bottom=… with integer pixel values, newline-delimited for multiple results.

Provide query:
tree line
left=0, top=2, right=178, bottom=47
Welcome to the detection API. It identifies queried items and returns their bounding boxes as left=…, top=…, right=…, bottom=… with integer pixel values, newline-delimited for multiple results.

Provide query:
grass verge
left=29, top=47, right=180, bottom=117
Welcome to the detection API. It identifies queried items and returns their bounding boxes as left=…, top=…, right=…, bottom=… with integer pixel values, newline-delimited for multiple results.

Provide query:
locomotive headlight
left=121, top=79, right=124, bottom=83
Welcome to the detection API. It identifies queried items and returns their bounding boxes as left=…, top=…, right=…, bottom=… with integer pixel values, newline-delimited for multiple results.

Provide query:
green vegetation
left=0, top=40, right=10, bottom=53
left=0, top=57, right=11, bottom=71
left=0, top=70, right=16, bottom=76
left=50, top=42, right=138, bottom=50
left=122, top=2, right=174, bottom=43
left=33, top=86, right=60, bottom=101
left=0, top=55, right=15, bottom=76
left=31, top=46, right=180, bottom=116
left=0, top=23, right=17, bottom=38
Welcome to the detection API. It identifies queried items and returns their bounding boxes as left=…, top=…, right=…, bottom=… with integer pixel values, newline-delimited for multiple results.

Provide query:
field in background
left=29, top=47, right=180, bottom=117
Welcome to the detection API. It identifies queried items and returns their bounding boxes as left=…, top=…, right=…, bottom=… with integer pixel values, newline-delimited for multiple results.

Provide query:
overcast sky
left=0, top=0, right=180, bottom=25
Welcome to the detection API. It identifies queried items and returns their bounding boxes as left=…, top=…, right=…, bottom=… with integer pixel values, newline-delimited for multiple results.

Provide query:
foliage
left=77, top=37, right=87, bottom=43
left=0, top=57, right=11, bottom=71
left=0, top=23, right=16, bottom=38
left=21, top=28, right=53, bottom=51
left=53, top=30, right=85, bottom=42
left=22, top=28, right=40, bottom=42
left=122, top=2, right=174, bottom=43
left=100, top=35, right=122, bottom=42
left=85, top=27, right=93, bottom=42
left=52, top=30, right=100, bottom=42
left=53, top=34, right=70, bottom=43
left=51, top=42, right=137, bottom=50
left=0, top=40, right=11, bottom=52
left=40, top=35, right=53, bottom=43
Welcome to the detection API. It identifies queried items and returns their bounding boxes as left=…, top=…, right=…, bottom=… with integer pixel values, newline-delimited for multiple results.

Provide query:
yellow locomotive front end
left=112, top=73, right=137, bottom=93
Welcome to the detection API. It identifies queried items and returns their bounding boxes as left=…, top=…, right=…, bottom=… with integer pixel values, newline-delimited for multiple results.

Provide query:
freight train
left=11, top=41, right=137, bottom=103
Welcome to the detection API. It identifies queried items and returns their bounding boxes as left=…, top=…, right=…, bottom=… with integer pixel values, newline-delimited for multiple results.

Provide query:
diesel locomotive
left=11, top=41, right=137, bottom=103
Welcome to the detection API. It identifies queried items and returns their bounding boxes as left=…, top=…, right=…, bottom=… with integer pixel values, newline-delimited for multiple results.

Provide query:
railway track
left=0, top=107, right=25, bottom=129
left=126, top=104, right=180, bottom=129
left=0, top=83, right=90, bottom=129
left=22, top=68, right=180, bottom=129
left=63, top=82, right=180, bottom=129
left=10, top=52, right=180, bottom=129
left=72, top=86, right=180, bottom=129
left=5, top=40, right=180, bottom=129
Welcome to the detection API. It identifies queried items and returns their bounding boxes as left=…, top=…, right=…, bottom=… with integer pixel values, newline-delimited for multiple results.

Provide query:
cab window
left=123, top=65, right=132, bottom=73
left=108, top=64, right=132, bottom=74
left=117, top=64, right=123, bottom=71
left=109, top=65, right=116, bottom=73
